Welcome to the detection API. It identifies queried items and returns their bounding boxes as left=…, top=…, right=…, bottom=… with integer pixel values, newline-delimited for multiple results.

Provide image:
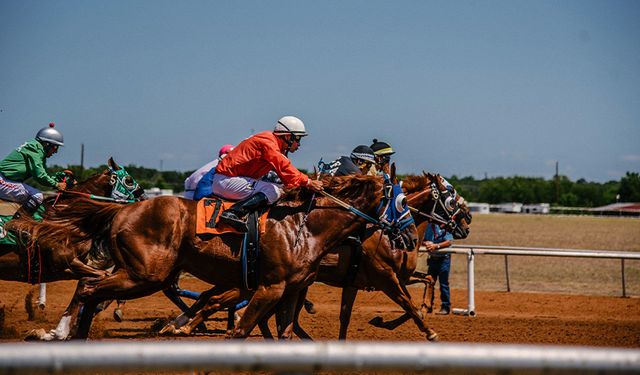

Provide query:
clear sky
left=1, top=1, right=638, bottom=182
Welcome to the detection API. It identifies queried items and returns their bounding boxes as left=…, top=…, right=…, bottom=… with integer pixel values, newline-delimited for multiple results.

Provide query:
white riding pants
left=0, top=173, right=44, bottom=205
left=211, top=173, right=283, bottom=204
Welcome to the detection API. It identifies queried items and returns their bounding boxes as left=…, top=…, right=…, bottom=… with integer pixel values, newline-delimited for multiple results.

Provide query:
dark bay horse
left=161, top=173, right=470, bottom=341
left=42, top=173, right=418, bottom=339
left=0, top=158, right=144, bottom=340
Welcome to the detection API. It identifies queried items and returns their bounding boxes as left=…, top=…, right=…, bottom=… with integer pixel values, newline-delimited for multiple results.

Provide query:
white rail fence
left=1, top=341, right=639, bottom=374
left=420, top=245, right=640, bottom=316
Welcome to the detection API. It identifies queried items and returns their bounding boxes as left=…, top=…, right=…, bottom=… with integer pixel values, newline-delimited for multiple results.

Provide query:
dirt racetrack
left=1, top=277, right=638, bottom=347
left=1, top=214, right=639, bottom=375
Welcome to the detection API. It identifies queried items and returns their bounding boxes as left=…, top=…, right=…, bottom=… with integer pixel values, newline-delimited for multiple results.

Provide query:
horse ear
left=390, top=163, right=397, bottom=184
left=108, top=157, right=120, bottom=170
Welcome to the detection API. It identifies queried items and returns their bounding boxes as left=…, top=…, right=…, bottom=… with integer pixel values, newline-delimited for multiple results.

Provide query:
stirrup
left=220, top=211, right=249, bottom=232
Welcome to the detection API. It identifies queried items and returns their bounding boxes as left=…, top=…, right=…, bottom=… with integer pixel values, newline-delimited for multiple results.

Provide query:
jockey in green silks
left=0, top=123, right=66, bottom=220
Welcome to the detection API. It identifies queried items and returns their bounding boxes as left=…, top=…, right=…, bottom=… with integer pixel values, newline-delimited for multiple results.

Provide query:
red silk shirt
left=216, top=131, right=310, bottom=188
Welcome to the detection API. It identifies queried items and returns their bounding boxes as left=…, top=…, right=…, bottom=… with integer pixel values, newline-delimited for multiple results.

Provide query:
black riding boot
left=219, top=192, right=269, bottom=232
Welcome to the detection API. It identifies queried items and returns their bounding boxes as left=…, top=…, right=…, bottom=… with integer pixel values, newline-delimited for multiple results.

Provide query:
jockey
left=184, top=144, right=234, bottom=200
left=324, top=145, right=376, bottom=177
left=213, top=116, right=323, bottom=232
left=370, top=139, right=395, bottom=175
left=0, top=123, right=66, bottom=217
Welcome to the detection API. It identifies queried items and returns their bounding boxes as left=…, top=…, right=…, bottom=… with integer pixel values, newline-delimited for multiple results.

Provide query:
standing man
left=0, top=123, right=66, bottom=218
left=423, top=222, right=454, bottom=315
left=213, top=115, right=323, bottom=232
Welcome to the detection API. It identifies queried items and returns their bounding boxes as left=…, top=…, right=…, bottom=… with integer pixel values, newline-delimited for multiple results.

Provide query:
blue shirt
left=424, top=224, right=453, bottom=258
left=424, top=223, right=454, bottom=243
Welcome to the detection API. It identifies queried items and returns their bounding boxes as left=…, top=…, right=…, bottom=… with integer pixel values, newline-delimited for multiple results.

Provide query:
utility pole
left=80, top=143, right=85, bottom=178
left=555, top=161, right=560, bottom=204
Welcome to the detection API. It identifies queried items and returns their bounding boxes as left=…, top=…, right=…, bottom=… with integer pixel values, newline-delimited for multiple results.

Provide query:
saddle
left=0, top=200, right=21, bottom=244
left=195, top=197, right=268, bottom=290
left=0, top=201, right=21, bottom=216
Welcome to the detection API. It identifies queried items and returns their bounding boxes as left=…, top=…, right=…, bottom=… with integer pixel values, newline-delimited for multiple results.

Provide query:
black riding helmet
left=350, top=145, right=376, bottom=163
left=370, top=139, right=395, bottom=164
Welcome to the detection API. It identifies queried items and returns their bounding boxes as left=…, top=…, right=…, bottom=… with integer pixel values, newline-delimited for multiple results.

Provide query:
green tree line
left=41, top=163, right=640, bottom=207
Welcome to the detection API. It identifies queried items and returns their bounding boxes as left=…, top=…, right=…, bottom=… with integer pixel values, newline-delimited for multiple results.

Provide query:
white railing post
left=453, top=248, right=476, bottom=316
left=37, top=283, right=46, bottom=309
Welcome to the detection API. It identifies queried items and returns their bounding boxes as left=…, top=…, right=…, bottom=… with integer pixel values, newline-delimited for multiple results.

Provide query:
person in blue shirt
left=424, top=222, right=454, bottom=315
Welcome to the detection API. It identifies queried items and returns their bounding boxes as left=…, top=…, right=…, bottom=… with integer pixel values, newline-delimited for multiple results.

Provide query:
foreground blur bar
left=1, top=341, right=639, bottom=374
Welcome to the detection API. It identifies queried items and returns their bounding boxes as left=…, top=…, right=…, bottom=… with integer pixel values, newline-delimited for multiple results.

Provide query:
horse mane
left=280, top=175, right=382, bottom=204
left=7, top=214, right=93, bottom=250
left=38, top=197, right=124, bottom=242
left=402, top=175, right=433, bottom=194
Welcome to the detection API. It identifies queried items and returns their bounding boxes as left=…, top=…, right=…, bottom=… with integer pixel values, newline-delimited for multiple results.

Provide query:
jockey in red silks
left=212, top=115, right=323, bottom=232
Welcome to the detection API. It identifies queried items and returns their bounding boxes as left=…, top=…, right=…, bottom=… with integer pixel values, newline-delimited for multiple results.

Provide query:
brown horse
left=161, top=173, right=470, bottom=341
left=0, top=158, right=144, bottom=340
left=41, top=173, right=419, bottom=339
left=0, top=157, right=143, bottom=283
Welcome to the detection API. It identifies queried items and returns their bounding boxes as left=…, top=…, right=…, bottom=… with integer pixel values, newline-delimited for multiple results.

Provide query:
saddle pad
left=0, top=201, right=21, bottom=216
left=195, top=198, right=268, bottom=235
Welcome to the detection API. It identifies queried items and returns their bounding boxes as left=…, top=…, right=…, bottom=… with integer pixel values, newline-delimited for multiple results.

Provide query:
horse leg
left=113, top=300, right=125, bottom=322
left=232, top=282, right=285, bottom=339
left=161, top=287, right=242, bottom=335
left=375, top=276, right=438, bottom=341
left=71, top=299, right=96, bottom=340
left=373, top=274, right=435, bottom=330
left=37, top=283, right=46, bottom=309
left=275, top=292, right=300, bottom=340
left=25, top=280, right=87, bottom=341
left=291, top=287, right=313, bottom=340
left=338, top=286, right=358, bottom=340
left=71, top=270, right=167, bottom=340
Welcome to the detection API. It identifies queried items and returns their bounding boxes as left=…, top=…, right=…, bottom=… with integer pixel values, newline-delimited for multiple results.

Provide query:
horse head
left=71, top=157, right=145, bottom=201
left=318, top=166, right=418, bottom=250
left=403, top=172, right=471, bottom=240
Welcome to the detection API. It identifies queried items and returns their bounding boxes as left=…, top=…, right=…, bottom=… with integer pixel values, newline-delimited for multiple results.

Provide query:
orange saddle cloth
left=196, top=198, right=268, bottom=235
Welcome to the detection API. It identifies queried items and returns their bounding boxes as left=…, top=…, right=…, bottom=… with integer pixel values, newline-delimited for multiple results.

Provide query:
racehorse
left=40, top=170, right=419, bottom=340
left=0, top=158, right=144, bottom=340
left=160, top=173, right=470, bottom=341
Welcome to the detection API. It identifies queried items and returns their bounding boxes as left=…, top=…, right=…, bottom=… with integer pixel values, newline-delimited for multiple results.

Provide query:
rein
left=57, top=190, right=138, bottom=204
left=317, top=190, right=398, bottom=231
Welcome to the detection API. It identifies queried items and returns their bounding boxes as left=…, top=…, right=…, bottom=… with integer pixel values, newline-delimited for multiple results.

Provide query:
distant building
left=491, top=202, right=523, bottom=213
left=522, top=203, right=550, bottom=214
left=145, top=187, right=174, bottom=198
left=468, top=202, right=490, bottom=214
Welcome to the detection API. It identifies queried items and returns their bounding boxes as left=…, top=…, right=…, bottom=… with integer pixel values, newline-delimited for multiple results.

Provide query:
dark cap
left=370, top=139, right=395, bottom=156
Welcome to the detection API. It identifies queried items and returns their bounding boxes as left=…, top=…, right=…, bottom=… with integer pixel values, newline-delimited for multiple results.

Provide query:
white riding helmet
left=273, top=116, right=307, bottom=137
left=36, top=123, right=64, bottom=146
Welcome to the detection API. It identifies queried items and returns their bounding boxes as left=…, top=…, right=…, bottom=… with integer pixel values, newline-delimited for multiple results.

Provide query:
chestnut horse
left=0, top=158, right=144, bottom=340
left=41, top=173, right=418, bottom=339
left=0, top=157, right=143, bottom=283
left=161, top=173, right=470, bottom=341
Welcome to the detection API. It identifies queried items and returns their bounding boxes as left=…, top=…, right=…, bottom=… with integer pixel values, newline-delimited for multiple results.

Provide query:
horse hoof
left=24, top=328, right=49, bottom=341
left=427, top=332, right=439, bottom=341
left=368, top=316, right=384, bottom=327
left=158, top=324, right=176, bottom=335
left=113, top=308, right=124, bottom=322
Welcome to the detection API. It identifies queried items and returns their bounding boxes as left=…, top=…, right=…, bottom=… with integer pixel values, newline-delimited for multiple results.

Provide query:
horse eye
left=124, top=176, right=134, bottom=188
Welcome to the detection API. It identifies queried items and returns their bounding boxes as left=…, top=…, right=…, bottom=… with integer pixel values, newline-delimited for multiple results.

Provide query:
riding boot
left=219, top=192, right=269, bottom=232
left=11, top=198, right=38, bottom=220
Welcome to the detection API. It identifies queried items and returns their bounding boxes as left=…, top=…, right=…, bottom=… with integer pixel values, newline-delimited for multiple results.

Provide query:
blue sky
left=1, top=1, right=638, bottom=182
